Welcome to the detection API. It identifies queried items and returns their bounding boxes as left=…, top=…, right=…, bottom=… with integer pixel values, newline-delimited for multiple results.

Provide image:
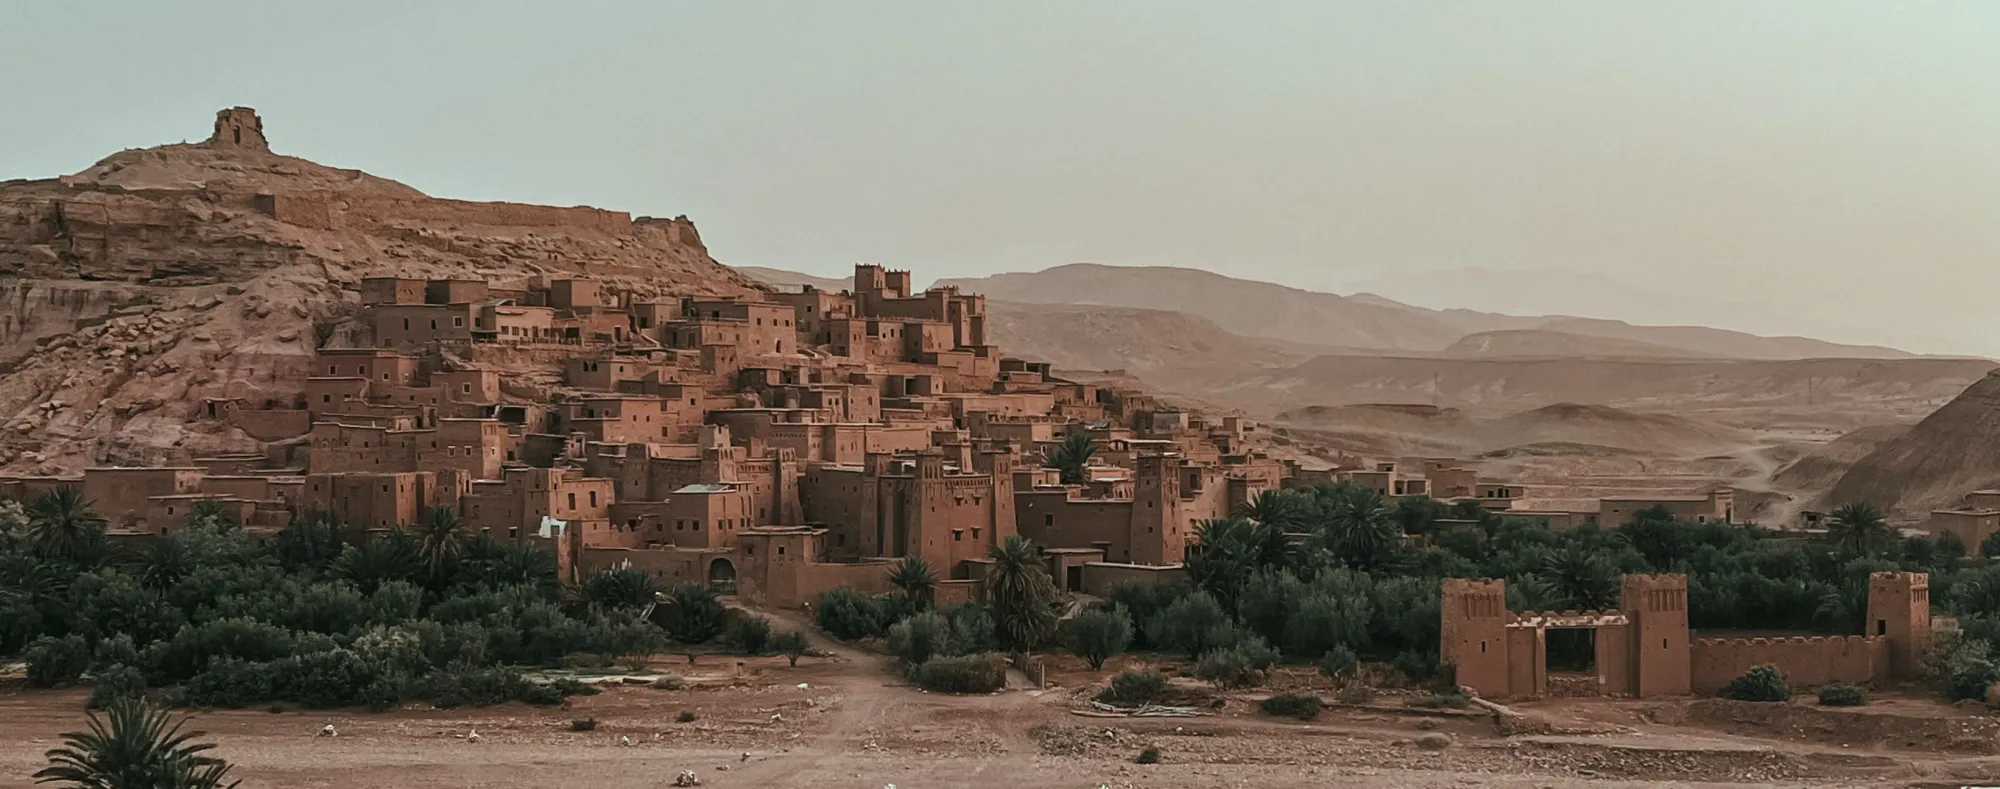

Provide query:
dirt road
left=4, top=641, right=1996, bottom=788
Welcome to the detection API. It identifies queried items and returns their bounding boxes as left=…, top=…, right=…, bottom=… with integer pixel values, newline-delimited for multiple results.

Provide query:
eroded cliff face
left=0, top=109, right=759, bottom=474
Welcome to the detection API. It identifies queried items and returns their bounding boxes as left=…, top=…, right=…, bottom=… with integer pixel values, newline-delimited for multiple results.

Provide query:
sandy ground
left=6, top=617, right=2000, bottom=789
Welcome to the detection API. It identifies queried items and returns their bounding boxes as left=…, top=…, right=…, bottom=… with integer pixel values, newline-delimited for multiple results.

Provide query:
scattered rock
left=1414, top=733, right=1453, bottom=750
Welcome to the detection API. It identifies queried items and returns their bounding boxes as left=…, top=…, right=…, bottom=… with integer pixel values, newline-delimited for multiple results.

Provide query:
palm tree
left=34, top=698, right=239, bottom=789
left=1235, top=489, right=1304, bottom=533
left=987, top=536, right=1059, bottom=651
left=274, top=510, right=346, bottom=569
left=331, top=531, right=421, bottom=594
left=581, top=567, right=662, bottom=610
left=183, top=500, right=235, bottom=531
left=1311, top=484, right=1402, bottom=571
left=413, top=506, right=469, bottom=581
left=1827, top=502, right=1893, bottom=558
left=25, top=487, right=108, bottom=564
left=1042, top=432, right=1097, bottom=485
left=886, top=556, right=938, bottom=610
left=139, top=538, right=193, bottom=591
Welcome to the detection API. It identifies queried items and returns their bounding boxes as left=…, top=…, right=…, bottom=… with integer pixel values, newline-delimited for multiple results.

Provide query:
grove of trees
left=0, top=491, right=786, bottom=713
left=815, top=484, right=2000, bottom=699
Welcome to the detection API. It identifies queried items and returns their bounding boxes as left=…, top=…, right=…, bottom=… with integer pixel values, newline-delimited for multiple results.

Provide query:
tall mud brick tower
left=1622, top=573, right=1691, bottom=697
left=1866, top=571, right=1932, bottom=678
left=1440, top=578, right=1510, bottom=694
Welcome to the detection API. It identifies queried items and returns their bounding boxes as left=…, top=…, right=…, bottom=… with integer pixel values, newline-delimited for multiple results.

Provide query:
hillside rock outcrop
left=0, top=107, right=758, bottom=474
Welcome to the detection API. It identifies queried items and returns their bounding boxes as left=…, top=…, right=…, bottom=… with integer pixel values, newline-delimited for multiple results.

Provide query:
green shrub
left=1392, top=650, right=1442, bottom=683
left=730, top=616, right=774, bottom=655
left=184, top=658, right=280, bottom=708
left=86, top=664, right=147, bottom=710
left=1408, top=691, right=1469, bottom=709
left=1335, top=684, right=1374, bottom=704
left=1941, top=650, right=1998, bottom=702
left=677, top=710, right=697, bottom=723
left=816, top=587, right=884, bottom=640
left=25, top=634, right=91, bottom=688
left=1096, top=671, right=1168, bottom=705
left=887, top=611, right=955, bottom=667
left=282, top=649, right=378, bottom=709
left=1259, top=692, right=1323, bottom=720
left=1720, top=664, right=1790, bottom=703
left=1193, top=636, right=1279, bottom=689
left=424, top=665, right=532, bottom=709
left=913, top=653, right=1007, bottom=694
left=1818, top=684, right=1867, bottom=707
left=1146, top=592, right=1235, bottom=658
left=550, top=677, right=599, bottom=697
left=92, top=634, right=139, bottom=672
left=517, top=682, right=564, bottom=706
left=1135, top=746, right=1161, bottom=764
left=1317, top=645, right=1358, bottom=680
left=774, top=631, right=810, bottom=667
left=569, top=717, right=598, bottom=732
left=1067, top=607, right=1134, bottom=671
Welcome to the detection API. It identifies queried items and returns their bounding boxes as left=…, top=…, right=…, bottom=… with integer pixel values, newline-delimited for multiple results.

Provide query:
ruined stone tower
left=210, top=107, right=268, bottom=151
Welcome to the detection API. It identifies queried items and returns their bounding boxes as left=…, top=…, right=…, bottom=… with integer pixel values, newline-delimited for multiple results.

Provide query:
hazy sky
left=5, top=2, right=1999, bottom=354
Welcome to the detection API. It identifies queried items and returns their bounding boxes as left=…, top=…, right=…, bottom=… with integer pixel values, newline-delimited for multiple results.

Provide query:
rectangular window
left=1044, top=514, right=1054, bottom=527
left=567, top=493, right=576, bottom=509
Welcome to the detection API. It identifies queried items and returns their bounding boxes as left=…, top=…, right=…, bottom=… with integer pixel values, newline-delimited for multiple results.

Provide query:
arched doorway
left=708, top=557, right=737, bottom=594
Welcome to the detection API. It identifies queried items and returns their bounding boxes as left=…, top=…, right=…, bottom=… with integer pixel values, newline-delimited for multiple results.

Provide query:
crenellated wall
left=1691, top=635, right=1889, bottom=692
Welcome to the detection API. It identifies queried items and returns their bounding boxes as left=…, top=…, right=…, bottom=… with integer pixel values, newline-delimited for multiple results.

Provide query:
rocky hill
left=937, top=263, right=1921, bottom=360
left=0, top=108, right=757, bottom=474
left=1824, top=372, right=2000, bottom=519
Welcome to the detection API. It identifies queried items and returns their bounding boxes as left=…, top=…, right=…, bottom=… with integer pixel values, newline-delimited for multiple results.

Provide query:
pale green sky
left=4, top=2, right=1998, bottom=354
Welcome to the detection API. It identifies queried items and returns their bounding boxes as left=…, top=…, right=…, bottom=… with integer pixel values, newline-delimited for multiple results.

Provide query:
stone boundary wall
left=1690, top=635, right=1887, bottom=692
left=256, top=192, right=632, bottom=234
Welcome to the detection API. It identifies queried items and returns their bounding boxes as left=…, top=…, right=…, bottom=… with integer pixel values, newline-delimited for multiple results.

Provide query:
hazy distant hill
left=1441, top=329, right=1713, bottom=359
left=740, top=266, right=850, bottom=292
left=937, top=263, right=1919, bottom=360
left=980, top=301, right=1335, bottom=376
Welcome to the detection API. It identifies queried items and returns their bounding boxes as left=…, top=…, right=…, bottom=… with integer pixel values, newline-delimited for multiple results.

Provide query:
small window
left=567, top=493, right=576, bottom=509
left=777, top=545, right=786, bottom=555
left=1044, top=514, right=1054, bottom=527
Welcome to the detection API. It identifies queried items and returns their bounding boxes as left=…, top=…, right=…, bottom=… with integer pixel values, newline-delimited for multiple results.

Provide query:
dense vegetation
left=817, top=485, right=2000, bottom=700
left=0, top=493, right=736, bottom=712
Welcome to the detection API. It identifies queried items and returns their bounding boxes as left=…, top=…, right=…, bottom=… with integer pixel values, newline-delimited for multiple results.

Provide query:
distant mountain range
left=743, top=263, right=1990, bottom=422
left=931, top=264, right=1919, bottom=360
